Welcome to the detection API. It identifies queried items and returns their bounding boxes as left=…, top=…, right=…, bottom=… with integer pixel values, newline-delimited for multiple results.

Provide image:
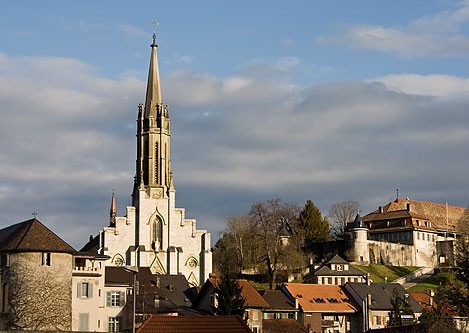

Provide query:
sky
left=1, top=0, right=469, bottom=249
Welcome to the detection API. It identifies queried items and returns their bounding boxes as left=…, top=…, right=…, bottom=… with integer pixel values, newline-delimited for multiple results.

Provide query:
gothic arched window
left=151, top=217, right=163, bottom=251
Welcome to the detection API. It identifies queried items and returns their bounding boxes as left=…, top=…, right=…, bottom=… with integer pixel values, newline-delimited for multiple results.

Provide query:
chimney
left=379, top=206, right=383, bottom=213
left=406, top=203, right=411, bottom=212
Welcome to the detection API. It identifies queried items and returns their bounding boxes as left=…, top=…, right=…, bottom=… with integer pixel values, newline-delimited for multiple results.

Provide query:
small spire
left=110, top=190, right=117, bottom=226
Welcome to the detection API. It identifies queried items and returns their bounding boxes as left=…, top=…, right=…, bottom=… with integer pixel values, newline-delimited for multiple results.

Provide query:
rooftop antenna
left=396, top=188, right=399, bottom=200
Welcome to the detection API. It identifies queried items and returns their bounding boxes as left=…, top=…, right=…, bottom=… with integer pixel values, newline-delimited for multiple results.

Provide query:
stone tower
left=349, top=213, right=370, bottom=264
left=82, top=34, right=212, bottom=287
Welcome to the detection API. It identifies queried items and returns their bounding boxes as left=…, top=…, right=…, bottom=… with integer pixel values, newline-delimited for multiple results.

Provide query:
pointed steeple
left=110, top=190, right=117, bottom=226
left=144, top=33, right=162, bottom=118
left=133, top=33, right=172, bottom=198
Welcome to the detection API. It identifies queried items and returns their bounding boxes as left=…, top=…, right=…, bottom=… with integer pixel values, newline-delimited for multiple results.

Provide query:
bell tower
left=133, top=33, right=173, bottom=202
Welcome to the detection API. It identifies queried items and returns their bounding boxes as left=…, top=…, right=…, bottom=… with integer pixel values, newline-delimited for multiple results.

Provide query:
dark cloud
left=1, top=52, right=468, bottom=249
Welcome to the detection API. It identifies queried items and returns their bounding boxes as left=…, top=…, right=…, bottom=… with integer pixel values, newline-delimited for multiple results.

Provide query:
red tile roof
left=237, top=280, right=270, bottom=308
left=363, top=198, right=468, bottom=232
left=283, top=283, right=357, bottom=313
left=137, top=315, right=253, bottom=333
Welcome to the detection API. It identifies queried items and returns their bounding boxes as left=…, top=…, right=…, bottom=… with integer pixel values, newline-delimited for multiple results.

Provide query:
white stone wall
left=100, top=186, right=212, bottom=287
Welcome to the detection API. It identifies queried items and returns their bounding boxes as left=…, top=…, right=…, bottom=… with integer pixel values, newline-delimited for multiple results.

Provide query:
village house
left=281, top=283, right=358, bottom=333
left=192, top=275, right=269, bottom=333
left=344, top=282, right=422, bottom=331
left=303, top=254, right=366, bottom=285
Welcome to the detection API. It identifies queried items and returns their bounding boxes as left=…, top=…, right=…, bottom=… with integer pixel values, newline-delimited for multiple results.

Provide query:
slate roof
left=136, top=315, right=253, bottom=333
left=105, top=267, right=194, bottom=313
left=345, top=282, right=422, bottom=312
left=309, top=255, right=366, bottom=278
left=260, top=290, right=297, bottom=311
left=0, top=218, right=75, bottom=253
left=283, top=283, right=357, bottom=313
left=263, top=319, right=308, bottom=333
left=312, top=265, right=366, bottom=277
left=362, top=198, right=468, bottom=232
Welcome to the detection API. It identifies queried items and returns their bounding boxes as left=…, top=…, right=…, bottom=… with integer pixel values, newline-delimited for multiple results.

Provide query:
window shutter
left=89, top=283, right=93, bottom=298
left=106, top=291, right=111, bottom=307
left=79, top=313, right=89, bottom=331
left=120, top=291, right=125, bottom=306
left=77, top=283, right=81, bottom=298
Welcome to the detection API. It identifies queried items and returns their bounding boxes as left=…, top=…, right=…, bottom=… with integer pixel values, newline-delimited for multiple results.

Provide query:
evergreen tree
left=215, top=277, right=246, bottom=316
left=388, top=289, right=414, bottom=327
left=298, top=200, right=331, bottom=243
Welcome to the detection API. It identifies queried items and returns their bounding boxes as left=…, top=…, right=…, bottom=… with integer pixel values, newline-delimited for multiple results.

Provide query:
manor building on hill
left=343, top=197, right=468, bottom=267
left=81, top=34, right=212, bottom=286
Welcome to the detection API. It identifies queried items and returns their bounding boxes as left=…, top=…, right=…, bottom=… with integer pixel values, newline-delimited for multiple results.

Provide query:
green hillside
left=352, top=264, right=419, bottom=283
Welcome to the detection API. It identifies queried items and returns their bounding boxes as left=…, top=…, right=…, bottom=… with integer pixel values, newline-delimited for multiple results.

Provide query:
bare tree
left=249, top=198, right=302, bottom=289
left=6, top=260, right=71, bottom=330
left=328, top=200, right=360, bottom=239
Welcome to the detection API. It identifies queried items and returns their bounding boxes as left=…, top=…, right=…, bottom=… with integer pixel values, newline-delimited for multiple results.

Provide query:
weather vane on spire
left=151, top=19, right=159, bottom=44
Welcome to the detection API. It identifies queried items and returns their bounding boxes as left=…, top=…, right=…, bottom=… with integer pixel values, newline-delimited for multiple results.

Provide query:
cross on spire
left=151, top=19, right=159, bottom=45
left=32, top=211, right=38, bottom=218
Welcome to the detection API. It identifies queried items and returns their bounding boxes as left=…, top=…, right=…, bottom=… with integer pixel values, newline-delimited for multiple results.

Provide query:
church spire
left=110, top=190, right=116, bottom=226
left=134, top=33, right=172, bottom=197
left=144, top=33, right=162, bottom=118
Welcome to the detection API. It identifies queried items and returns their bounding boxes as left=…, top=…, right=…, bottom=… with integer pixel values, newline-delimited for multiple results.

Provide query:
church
left=82, top=34, right=212, bottom=287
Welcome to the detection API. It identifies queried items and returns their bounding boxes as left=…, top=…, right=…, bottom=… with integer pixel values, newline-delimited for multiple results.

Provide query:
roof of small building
left=192, top=276, right=270, bottom=311
left=328, top=254, right=349, bottom=264
left=409, top=291, right=435, bottom=311
left=362, top=198, right=468, bottom=232
left=0, top=218, right=75, bottom=254
left=105, top=267, right=194, bottom=313
left=345, top=282, right=422, bottom=312
left=283, top=283, right=358, bottom=313
left=136, top=315, right=253, bottom=333
left=312, top=264, right=366, bottom=277
left=263, top=319, right=308, bottom=333
left=260, top=290, right=297, bottom=311
left=237, top=279, right=270, bottom=308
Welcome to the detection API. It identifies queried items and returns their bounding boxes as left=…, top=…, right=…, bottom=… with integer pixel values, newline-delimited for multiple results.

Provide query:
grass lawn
left=352, top=264, right=420, bottom=283
left=407, top=271, right=456, bottom=292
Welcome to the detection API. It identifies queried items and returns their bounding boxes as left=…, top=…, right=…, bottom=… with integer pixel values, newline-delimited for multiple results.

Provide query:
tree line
left=212, top=197, right=359, bottom=289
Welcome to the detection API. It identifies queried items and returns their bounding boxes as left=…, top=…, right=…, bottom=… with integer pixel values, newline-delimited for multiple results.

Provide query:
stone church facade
left=82, top=34, right=212, bottom=287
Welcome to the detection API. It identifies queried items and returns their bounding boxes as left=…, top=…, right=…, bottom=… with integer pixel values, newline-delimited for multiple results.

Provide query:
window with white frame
left=108, top=317, right=121, bottom=332
left=106, top=291, right=125, bottom=307
left=79, top=282, right=92, bottom=298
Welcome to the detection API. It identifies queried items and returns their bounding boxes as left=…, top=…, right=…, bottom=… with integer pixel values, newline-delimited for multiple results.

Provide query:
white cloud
left=316, top=1, right=469, bottom=57
left=118, top=24, right=147, bottom=38
left=374, top=73, right=469, bottom=98
left=1, top=51, right=469, bottom=249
